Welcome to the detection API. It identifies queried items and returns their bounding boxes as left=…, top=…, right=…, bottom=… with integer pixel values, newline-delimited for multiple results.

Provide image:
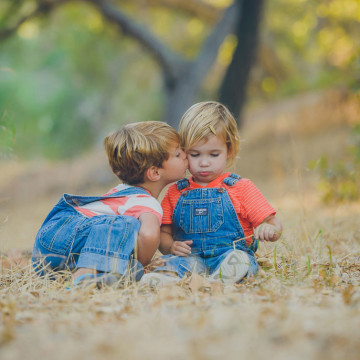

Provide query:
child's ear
left=226, top=146, right=233, bottom=159
left=146, top=166, right=161, bottom=182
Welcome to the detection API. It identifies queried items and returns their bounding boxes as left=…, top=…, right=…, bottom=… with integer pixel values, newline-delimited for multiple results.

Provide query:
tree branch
left=87, top=0, right=184, bottom=85
left=189, top=0, right=242, bottom=89
left=0, top=0, right=25, bottom=28
left=120, top=0, right=219, bottom=23
left=0, top=0, right=64, bottom=41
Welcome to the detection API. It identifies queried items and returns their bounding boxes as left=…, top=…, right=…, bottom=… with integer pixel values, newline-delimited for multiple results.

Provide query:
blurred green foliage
left=252, top=0, right=360, bottom=100
left=0, top=70, right=16, bottom=158
left=309, top=125, right=360, bottom=203
left=0, top=3, right=166, bottom=158
left=0, top=0, right=359, bottom=159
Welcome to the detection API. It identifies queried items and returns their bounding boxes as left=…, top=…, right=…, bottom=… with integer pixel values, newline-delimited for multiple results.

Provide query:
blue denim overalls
left=32, top=186, right=149, bottom=278
left=155, top=173, right=258, bottom=277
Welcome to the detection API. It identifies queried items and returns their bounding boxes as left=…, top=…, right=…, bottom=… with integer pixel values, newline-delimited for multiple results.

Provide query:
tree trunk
left=219, top=0, right=265, bottom=128
left=163, top=76, right=198, bottom=129
left=163, top=2, right=240, bottom=128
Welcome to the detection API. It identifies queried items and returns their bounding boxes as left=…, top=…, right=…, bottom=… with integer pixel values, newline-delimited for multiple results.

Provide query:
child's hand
left=170, top=240, right=193, bottom=257
left=254, top=223, right=280, bottom=242
left=254, top=215, right=282, bottom=242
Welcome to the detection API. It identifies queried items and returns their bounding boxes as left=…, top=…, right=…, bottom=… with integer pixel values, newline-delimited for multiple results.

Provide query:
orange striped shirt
left=161, top=172, right=275, bottom=243
left=74, top=184, right=162, bottom=224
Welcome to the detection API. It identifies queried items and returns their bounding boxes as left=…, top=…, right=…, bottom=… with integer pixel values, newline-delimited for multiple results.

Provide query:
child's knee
left=32, top=250, right=70, bottom=274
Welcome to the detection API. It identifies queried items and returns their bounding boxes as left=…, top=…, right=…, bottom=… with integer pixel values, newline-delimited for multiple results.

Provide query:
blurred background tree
left=0, top=0, right=359, bottom=159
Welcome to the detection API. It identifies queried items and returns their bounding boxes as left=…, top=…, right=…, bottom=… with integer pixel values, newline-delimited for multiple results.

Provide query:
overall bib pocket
left=38, top=214, right=77, bottom=255
left=178, top=197, right=224, bottom=234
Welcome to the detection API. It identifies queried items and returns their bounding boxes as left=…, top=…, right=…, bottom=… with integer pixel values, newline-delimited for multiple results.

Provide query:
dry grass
left=1, top=89, right=360, bottom=359
left=1, top=213, right=360, bottom=360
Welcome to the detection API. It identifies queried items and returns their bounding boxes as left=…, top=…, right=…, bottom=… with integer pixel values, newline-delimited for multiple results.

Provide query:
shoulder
left=229, top=177, right=256, bottom=190
left=164, top=181, right=183, bottom=197
left=128, top=195, right=163, bottom=222
left=136, top=194, right=162, bottom=207
left=125, top=193, right=162, bottom=211
left=227, top=178, right=264, bottom=200
left=161, top=181, right=184, bottom=211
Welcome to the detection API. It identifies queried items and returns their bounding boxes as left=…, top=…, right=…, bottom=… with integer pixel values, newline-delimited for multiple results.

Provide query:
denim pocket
left=38, top=215, right=77, bottom=255
left=178, top=197, right=224, bottom=234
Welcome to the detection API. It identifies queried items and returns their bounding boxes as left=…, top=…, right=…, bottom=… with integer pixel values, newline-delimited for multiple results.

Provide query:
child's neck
left=192, top=179, right=211, bottom=187
left=136, top=182, right=162, bottom=198
left=191, top=172, right=227, bottom=187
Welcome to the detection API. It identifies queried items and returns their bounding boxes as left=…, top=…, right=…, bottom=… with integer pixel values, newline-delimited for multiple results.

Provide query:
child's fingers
left=268, top=230, right=280, bottom=242
left=254, top=227, right=260, bottom=240
left=178, top=241, right=192, bottom=251
left=262, top=225, right=279, bottom=242
left=265, top=228, right=275, bottom=241
left=255, top=224, right=270, bottom=241
left=173, top=249, right=190, bottom=256
left=255, top=224, right=265, bottom=241
left=254, top=223, right=280, bottom=242
left=172, top=242, right=191, bottom=257
left=178, top=241, right=192, bottom=252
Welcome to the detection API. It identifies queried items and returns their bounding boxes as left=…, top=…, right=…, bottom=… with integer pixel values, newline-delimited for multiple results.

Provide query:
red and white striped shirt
left=75, top=184, right=162, bottom=224
left=161, top=172, right=275, bottom=244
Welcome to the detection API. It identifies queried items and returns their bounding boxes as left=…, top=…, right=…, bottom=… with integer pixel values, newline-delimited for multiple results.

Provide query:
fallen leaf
left=210, top=281, right=223, bottom=295
left=189, top=274, right=211, bottom=293
left=342, top=284, right=354, bottom=305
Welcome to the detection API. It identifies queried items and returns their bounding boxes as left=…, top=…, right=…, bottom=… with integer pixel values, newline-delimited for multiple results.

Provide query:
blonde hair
left=179, top=101, right=240, bottom=165
left=104, top=121, right=180, bottom=185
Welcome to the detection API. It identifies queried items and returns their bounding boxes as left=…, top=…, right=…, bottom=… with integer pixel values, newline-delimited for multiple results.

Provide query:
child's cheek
left=188, top=163, right=196, bottom=172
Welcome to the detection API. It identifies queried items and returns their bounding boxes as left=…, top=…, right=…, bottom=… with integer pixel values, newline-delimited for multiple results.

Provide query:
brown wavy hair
left=104, top=121, right=180, bottom=185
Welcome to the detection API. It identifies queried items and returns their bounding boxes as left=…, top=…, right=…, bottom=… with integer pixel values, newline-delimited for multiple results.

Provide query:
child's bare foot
left=72, top=267, right=98, bottom=280
left=66, top=271, right=121, bottom=290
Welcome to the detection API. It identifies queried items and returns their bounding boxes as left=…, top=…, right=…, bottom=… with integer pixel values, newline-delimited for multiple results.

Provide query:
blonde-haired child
left=32, top=121, right=188, bottom=287
left=141, top=102, right=282, bottom=286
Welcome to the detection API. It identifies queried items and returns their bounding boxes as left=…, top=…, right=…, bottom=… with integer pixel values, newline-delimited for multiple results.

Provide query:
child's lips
left=198, top=171, right=211, bottom=177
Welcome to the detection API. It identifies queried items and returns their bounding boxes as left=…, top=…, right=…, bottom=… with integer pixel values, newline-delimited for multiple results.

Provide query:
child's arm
left=136, top=213, right=161, bottom=266
left=160, top=224, right=192, bottom=256
left=254, top=215, right=282, bottom=242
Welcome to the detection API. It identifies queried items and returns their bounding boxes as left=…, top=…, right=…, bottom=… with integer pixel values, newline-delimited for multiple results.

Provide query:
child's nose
left=199, top=158, right=210, bottom=166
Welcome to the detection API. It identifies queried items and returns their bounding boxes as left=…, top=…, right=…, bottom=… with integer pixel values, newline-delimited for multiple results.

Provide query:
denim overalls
left=155, top=173, right=258, bottom=277
left=32, top=186, right=149, bottom=278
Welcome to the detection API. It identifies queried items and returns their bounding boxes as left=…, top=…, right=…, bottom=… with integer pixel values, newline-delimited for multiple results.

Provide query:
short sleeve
left=161, top=189, right=174, bottom=225
left=240, top=180, right=276, bottom=228
left=122, top=195, right=163, bottom=225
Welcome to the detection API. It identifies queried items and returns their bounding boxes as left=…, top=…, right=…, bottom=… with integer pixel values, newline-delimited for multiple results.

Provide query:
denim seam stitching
left=39, top=215, right=74, bottom=255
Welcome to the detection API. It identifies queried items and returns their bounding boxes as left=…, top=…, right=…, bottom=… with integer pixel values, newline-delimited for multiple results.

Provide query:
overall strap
left=63, top=186, right=149, bottom=207
left=223, top=173, right=242, bottom=186
left=109, top=186, right=149, bottom=197
left=176, top=178, right=190, bottom=191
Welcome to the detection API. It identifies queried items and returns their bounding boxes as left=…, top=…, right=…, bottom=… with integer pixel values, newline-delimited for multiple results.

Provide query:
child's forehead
left=189, top=132, right=226, bottom=144
left=187, top=134, right=227, bottom=150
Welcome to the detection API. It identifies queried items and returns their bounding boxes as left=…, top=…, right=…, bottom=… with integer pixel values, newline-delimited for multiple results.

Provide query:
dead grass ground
left=1, top=89, right=360, bottom=360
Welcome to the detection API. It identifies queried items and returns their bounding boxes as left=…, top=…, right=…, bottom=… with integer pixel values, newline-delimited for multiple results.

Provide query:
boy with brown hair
left=32, top=121, right=188, bottom=287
